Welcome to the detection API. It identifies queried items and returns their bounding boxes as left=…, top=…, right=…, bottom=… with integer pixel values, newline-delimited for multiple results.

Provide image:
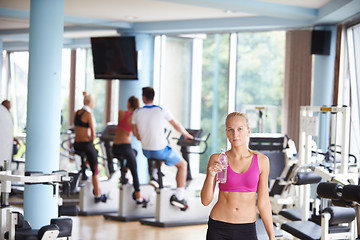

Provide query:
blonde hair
left=225, top=112, right=249, bottom=128
left=83, top=91, right=94, bottom=106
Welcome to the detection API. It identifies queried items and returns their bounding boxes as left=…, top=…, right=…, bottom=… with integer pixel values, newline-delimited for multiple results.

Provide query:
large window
left=199, top=31, right=285, bottom=173
left=2, top=48, right=113, bottom=174
left=84, top=48, right=106, bottom=131
left=159, top=36, right=192, bottom=140
left=236, top=31, right=285, bottom=133
left=340, top=22, right=360, bottom=164
left=7, top=52, right=29, bottom=135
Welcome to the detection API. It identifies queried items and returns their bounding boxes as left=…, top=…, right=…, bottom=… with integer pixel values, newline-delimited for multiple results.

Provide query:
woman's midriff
left=74, top=126, right=91, bottom=142
left=209, top=191, right=257, bottom=223
left=113, top=128, right=131, bottom=144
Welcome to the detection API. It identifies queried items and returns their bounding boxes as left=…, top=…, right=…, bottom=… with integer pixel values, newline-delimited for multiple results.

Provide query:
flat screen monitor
left=91, top=36, right=138, bottom=80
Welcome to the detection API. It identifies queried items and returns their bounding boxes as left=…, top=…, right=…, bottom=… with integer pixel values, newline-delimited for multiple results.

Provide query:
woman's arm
left=257, top=154, right=276, bottom=240
left=201, top=153, right=222, bottom=206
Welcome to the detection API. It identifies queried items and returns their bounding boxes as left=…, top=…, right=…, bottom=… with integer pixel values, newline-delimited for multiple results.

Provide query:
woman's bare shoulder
left=118, top=109, right=125, bottom=118
left=256, top=151, right=268, bottom=159
left=251, top=151, right=269, bottom=164
left=253, top=152, right=270, bottom=174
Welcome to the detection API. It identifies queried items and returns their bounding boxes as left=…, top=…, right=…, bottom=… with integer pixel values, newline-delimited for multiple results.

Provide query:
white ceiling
left=0, top=0, right=329, bottom=25
left=0, top=0, right=359, bottom=50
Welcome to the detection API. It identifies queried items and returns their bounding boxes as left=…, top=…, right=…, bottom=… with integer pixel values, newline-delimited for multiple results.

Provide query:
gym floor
left=70, top=215, right=292, bottom=240
left=71, top=215, right=208, bottom=240
left=10, top=202, right=289, bottom=239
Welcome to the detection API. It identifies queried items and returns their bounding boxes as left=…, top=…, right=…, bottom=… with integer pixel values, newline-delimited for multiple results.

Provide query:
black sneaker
left=120, top=177, right=129, bottom=185
left=149, top=177, right=159, bottom=189
left=94, top=194, right=107, bottom=203
left=170, top=195, right=188, bottom=211
left=81, top=171, right=88, bottom=181
left=136, top=197, right=149, bottom=207
left=132, top=192, right=149, bottom=208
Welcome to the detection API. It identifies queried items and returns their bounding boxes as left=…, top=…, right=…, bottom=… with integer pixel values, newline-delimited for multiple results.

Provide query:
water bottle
left=216, top=149, right=228, bottom=183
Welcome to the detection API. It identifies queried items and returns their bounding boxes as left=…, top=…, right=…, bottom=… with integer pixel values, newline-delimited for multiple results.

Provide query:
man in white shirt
left=132, top=87, right=193, bottom=209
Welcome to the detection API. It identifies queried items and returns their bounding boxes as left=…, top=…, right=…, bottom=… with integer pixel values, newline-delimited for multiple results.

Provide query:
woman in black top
left=74, top=92, right=106, bottom=203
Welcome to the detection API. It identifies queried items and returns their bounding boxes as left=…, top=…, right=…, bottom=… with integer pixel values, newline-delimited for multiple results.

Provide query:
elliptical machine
left=140, top=129, right=216, bottom=227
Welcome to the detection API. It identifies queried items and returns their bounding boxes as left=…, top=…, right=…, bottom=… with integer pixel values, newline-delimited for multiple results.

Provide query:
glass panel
left=10, top=52, right=29, bottom=135
left=200, top=33, right=230, bottom=173
left=352, top=25, right=360, bottom=95
left=345, top=23, right=360, bottom=165
left=160, top=36, right=192, bottom=149
left=60, top=49, right=71, bottom=132
left=85, top=48, right=106, bottom=132
left=1, top=51, right=8, bottom=101
left=236, top=31, right=285, bottom=133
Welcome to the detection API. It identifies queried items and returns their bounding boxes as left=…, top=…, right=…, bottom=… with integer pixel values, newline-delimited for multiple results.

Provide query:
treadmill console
left=177, top=129, right=204, bottom=147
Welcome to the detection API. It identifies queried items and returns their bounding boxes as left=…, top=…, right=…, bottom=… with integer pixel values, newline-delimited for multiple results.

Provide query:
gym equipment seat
left=4, top=212, right=72, bottom=240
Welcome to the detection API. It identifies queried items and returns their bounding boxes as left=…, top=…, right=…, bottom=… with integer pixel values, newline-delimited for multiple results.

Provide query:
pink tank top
left=219, top=154, right=259, bottom=193
left=117, top=111, right=132, bottom=132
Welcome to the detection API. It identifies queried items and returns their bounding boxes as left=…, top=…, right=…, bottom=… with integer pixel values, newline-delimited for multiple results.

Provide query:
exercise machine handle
left=173, top=132, right=211, bottom=155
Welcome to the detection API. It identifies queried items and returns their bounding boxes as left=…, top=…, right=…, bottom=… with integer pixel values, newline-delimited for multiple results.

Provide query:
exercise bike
left=140, top=129, right=216, bottom=227
left=102, top=124, right=157, bottom=221
left=60, top=127, right=120, bottom=216
left=78, top=127, right=121, bottom=216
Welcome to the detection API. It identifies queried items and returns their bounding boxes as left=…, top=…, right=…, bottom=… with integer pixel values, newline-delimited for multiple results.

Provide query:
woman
left=201, top=112, right=275, bottom=240
left=74, top=92, right=107, bottom=203
left=112, top=96, right=147, bottom=204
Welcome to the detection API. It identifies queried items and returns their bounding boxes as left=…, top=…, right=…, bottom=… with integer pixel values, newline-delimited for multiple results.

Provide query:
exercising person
left=112, top=96, right=147, bottom=205
left=132, top=87, right=193, bottom=209
left=201, top=112, right=275, bottom=240
left=74, top=92, right=107, bottom=203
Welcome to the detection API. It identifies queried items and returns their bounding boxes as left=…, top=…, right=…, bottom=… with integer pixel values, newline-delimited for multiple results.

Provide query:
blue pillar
left=311, top=25, right=337, bottom=151
left=24, top=0, right=64, bottom=228
left=118, top=33, right=154, bottom=184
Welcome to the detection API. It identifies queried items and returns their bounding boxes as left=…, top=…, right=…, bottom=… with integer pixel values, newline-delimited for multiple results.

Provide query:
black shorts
left=73, top=141, right=98, bottom=175
left=206, top=217, right=258, bottom=240
left=112, top=144, right=140, bottom=192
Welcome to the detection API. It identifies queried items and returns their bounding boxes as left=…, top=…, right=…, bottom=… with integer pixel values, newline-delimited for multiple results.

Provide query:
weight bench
left=4, top=212, right=72, bottom=240
left=281, top=206, right=355, bottom=240
left=281, top=182, right=359, bottom=240
left=276, top=171, right=321, bottom=222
